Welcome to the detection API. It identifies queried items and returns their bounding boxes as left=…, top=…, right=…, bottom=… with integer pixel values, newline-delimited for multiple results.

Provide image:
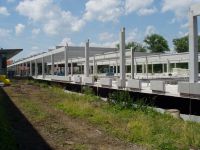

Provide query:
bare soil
left=2, top=80, right=143, bottom=150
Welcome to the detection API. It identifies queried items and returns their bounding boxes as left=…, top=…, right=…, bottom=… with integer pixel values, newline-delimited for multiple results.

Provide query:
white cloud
left=138, top=7, right=157, bottom=16
left=126, top=28, right=142, bottom=42
left=79, top=38, right=118, bottom=48
left=16, top=0, right=85, bottom=35
left=16, top=0, right=52, bottom=21
left=180, top=22, right=189, bottom=28
left=125, top=0, right=155, bottom=16
left=178, top=31, right=188, bottom=37
left=0, top=6, right=10, bottom=16
left=89, top=41, right=118, bottom=48
left=43, top=20, right=59, bottom=35
left=145, top=25, right=156, bottom=36
left=99, top=32, right=114, bottom=41
left=32, top=28, right=40, bottom=35
left=31, top=46, right=39, bottom=51
left=83, top=0, right=123, bottom=22
left=0, top=28, right=11, bottom=38
left=29, top=46, right=43, bottom=56
left=161, top=0, right=199, bottom=19
left=59, top=37, right=74, bottom=46
left=15, top=23, right=25, bottom=35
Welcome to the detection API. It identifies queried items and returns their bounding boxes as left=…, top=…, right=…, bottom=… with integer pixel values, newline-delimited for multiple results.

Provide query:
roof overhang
left=0, top=49, right=23, bottom=59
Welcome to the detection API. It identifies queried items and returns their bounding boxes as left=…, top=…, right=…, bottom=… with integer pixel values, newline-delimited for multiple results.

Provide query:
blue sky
left=0, top=0, right=199, bottom=60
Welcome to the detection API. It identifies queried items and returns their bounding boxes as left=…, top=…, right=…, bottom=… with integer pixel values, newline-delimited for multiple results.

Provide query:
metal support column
left=189, top=13, right=198, bottom=83
left=42, top=57, right=45, bottom=78
left=162, top=63, right=165, bottom=73
left=30, top=61, right=32, bottom=76
left=93, top=56, right=97, bottom=75
left=64, top=45, right=69, bottom=76
left=120, top=27, right=125, bottom=81
left=51, top=54, right=54, bottom=76
left=35, top=60, right=38, bottom=76
left=131, top=47, right=134, bottom=79
left=84, top=40, right=89, bottom=77
left=71, top=59, right=73, bottom=76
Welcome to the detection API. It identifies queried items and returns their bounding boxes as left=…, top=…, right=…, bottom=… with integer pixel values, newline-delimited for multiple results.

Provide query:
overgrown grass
left=19, top=99, right=48, bottom=121
left=0, top=91, right=18, bottom=150
left=29, top=80, right=200, bottom=149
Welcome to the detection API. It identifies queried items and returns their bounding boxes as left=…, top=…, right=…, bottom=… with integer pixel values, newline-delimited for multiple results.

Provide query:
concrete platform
left=32, top=75, right=198, bottom=100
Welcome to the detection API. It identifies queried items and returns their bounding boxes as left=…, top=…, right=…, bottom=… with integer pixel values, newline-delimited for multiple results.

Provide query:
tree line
left=118, top=33, right=199, bottom=53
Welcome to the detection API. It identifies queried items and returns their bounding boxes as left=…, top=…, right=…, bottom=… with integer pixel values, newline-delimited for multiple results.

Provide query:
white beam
left=190, top=4, right=200, bottom=16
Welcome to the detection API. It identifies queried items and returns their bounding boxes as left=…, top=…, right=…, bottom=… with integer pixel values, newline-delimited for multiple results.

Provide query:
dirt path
left=2, top=80, right=142, bottom=150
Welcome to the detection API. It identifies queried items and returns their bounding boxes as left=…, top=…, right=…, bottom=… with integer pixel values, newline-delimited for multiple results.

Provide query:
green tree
left=144, top=34, right=170, bottom=53
left=126, top=42, right=146, bottom=52
left=116, top=41, right=147, bottom=52
left=173, top=36, right=188, bottom=53
left=173, top=36, right=200, bottom=53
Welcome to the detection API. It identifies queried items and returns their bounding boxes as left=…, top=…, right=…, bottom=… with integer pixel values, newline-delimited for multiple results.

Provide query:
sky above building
left=0, top=0, right=200, bottom=60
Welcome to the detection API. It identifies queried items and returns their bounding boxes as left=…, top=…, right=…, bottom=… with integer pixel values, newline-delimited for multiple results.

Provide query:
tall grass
left=30, top=80, right=200, bottom=149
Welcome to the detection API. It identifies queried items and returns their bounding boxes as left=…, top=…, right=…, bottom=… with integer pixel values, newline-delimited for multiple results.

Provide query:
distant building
left=0, top=49, right=22, bottom=75
left=7, top=60, right=13, bottom=66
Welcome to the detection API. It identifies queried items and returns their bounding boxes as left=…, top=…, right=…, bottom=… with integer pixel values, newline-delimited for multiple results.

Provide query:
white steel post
left=84, top=40, right=89, bottom=77
left=146, top=56, right=148, bottom=79
left=152, top=63, right=154, bottom=74
left=131, top=47, right=134, bottom=79
left=30, top=61, right=32, bottom=76
left=71, top=59, right=73, bottom=76
left=116, top=61, right=118, bottom=75
left=35, top=59, right=38, bottom=76
left=25, top=62, right=28, bottom=76
left=51, top=54, right=54, bottom=76
left=167, top=60, right=170, bottom=74
left=120, top=27, right=125, bottom=81
left=135, top=62, right=137, bottom=75
left=93, top=56, right=97, bottom=75
left=64, top=44, right=68, bottom=76
left=142, top=63, right=145, bottom=75
left=42, top=57, right=45, bottom=78
left=162, top=63, right=165, bottom=73
left=189, top=12, right=198, bottom=83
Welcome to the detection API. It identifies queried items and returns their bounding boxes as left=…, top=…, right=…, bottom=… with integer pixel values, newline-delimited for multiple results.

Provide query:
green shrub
left=108, top=91, right=132, bottom=109
left=82, top=86, right=94, bottom=96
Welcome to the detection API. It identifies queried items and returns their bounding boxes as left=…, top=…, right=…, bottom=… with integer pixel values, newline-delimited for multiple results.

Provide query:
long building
left=7, top=4, right=200, bottom=101
left=7, top=35, right=200, bottom=100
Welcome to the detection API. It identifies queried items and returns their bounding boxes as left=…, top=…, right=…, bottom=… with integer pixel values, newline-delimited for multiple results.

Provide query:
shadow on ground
left=0, top=87, right=52, bottom=150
